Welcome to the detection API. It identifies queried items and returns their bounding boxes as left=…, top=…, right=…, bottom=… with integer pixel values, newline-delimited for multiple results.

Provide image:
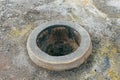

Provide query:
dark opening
left=36, top=25, right=81, bottom=56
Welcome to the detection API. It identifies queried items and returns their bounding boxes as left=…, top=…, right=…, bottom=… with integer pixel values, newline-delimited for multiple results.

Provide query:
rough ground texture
left=0, top=0, right=120, bottom=80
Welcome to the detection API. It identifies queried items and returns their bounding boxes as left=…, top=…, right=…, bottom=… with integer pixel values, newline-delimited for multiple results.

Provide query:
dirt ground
left=0, top=0, right=120, bottom=80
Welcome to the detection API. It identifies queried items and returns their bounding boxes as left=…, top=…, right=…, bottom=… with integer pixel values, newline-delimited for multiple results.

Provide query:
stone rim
left=27, top=21, right=92, bottom=71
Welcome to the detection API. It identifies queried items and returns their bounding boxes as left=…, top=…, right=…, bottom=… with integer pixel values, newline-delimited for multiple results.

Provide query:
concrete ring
left=27, top=21, right=92, bottom=71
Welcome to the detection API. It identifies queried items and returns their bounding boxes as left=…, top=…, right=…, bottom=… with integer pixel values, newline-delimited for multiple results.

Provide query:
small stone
left=0, top=25, right=2, bottom=27
left=1, top=28, right=5, bottom=31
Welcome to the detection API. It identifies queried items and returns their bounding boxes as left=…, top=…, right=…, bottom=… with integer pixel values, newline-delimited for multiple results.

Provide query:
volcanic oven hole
left=36, top=25, right=81, bottom=56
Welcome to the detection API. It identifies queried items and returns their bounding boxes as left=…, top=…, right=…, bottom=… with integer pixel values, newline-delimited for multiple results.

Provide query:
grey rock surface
left=0, top=0, right=120, bottom=80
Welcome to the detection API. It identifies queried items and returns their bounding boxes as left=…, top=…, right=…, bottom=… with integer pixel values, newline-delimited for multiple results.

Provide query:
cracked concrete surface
left=0, top=0, right=120, bottom=80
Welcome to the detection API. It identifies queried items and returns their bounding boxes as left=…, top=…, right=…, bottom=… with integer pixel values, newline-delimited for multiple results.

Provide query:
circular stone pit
left=27, top=21, right=92, bottom=71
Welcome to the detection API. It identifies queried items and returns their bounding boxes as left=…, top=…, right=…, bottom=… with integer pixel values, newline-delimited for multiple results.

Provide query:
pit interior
left=36, top=25, right=81, bottom=56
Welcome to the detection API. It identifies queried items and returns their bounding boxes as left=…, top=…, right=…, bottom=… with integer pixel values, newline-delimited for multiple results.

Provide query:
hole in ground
left=36, top=25, right=81, bottom=56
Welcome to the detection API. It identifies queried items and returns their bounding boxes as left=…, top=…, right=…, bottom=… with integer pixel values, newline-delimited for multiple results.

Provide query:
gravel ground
left=0, top=0, right=120, bottom=80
